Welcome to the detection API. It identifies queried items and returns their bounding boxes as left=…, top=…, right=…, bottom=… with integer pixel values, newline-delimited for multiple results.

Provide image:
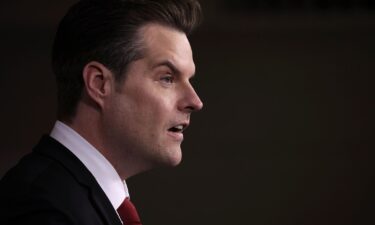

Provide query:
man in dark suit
left=0, top=0, right=203, bottom=224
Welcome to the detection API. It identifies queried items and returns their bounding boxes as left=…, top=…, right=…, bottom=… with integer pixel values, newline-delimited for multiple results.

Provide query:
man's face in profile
left=103, top=23, right=203, bottom=169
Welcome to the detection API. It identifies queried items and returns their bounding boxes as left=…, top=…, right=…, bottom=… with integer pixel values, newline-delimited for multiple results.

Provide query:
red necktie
left=117, top=198, right=142, bottom=225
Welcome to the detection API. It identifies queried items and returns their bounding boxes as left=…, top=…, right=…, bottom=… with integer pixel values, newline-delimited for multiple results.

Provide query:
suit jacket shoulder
left=0, top=136, right=122, bottom=225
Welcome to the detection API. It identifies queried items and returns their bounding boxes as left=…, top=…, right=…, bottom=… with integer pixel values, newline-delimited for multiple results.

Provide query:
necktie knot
left=117, top=198, right=142, bottom=225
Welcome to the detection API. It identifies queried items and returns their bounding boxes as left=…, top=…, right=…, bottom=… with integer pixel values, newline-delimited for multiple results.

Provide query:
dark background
left=0, top=1, right=374, bottom=224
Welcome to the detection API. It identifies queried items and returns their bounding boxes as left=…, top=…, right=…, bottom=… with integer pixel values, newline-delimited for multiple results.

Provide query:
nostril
left=185, top=106, right=195, bottom=112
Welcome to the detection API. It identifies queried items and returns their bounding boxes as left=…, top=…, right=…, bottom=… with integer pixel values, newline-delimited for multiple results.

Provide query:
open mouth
left=168, top=125, right=186, bottom=133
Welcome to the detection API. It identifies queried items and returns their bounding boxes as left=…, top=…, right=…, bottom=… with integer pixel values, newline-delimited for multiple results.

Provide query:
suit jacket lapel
left=34, top=135, right=123, bottom=225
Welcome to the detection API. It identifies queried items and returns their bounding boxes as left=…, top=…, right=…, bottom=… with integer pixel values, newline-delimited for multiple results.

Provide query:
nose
left=179, top=83, right=203, bottom=113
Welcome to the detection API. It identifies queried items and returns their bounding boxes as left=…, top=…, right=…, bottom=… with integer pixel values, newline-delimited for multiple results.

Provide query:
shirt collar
left=50, top=120, right=128, bottom=209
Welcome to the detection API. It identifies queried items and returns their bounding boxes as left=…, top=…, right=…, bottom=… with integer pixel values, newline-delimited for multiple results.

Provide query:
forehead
left=138, top=23, right=195, bottom=75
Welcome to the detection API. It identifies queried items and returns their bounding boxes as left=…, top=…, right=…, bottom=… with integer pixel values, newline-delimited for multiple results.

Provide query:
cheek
left=138, top=96, right=173, bottom=125
left=123, top=91, right=173, bottom=128
left=117, top=78, right=178, bottom=130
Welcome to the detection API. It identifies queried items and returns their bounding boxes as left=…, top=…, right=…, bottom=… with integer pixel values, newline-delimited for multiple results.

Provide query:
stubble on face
left=102, top=23, right=202, bottom=178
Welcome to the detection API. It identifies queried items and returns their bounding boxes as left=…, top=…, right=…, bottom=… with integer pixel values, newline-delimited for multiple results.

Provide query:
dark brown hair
left=52, top=0, right=202, bottom=119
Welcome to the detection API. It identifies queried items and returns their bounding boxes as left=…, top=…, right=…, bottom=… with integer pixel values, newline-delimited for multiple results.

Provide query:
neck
left=60, top=101, right=150, bottom=180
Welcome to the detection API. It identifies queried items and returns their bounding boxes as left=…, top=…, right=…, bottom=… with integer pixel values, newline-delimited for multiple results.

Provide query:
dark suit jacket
left=0, top=135, right=123, bottom=225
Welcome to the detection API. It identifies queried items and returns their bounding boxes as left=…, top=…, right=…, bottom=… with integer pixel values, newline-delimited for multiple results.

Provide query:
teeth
left=169, top=125, right=184, bottom=132
left=175, top=125, right=183, bottom=130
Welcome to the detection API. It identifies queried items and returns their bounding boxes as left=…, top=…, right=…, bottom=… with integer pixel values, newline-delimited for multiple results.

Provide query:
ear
left=82, top=61, right=114, bottom=109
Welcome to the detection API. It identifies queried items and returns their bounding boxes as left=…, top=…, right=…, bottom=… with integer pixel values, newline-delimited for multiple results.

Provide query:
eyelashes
left=160, top=74, right=174, bottom=84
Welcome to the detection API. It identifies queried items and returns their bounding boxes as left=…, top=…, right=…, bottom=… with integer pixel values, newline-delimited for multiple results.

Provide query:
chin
left=162, top=146, right=182, bottom=167
left=169, top=155, right=182, bottom=167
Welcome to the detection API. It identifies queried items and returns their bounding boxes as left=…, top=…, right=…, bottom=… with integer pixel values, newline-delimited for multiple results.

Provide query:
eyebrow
left=153, top=60, right=195, bottom=78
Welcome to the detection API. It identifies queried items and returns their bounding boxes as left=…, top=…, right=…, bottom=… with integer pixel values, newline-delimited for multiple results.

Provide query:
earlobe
left=82, top=61, right=113, bottom=109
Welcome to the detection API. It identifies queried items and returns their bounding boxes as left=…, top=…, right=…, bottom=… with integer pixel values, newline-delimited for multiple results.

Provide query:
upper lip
left=169, top=121, right=190, bottom=132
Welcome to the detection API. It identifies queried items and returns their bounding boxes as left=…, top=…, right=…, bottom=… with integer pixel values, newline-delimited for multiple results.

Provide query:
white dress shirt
left=50, top=121, right=128, bottom=210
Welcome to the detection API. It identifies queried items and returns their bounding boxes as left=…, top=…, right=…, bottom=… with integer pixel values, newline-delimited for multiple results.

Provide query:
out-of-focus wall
left=0, top=1, right=374, bottom=225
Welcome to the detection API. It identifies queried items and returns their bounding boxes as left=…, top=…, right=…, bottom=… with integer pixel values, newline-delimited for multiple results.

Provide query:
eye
left=160, top=74, right=174, bottom=84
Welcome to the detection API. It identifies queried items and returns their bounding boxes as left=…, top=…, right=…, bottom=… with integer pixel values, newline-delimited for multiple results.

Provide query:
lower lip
left=167, top=131, right=184, bottom=141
